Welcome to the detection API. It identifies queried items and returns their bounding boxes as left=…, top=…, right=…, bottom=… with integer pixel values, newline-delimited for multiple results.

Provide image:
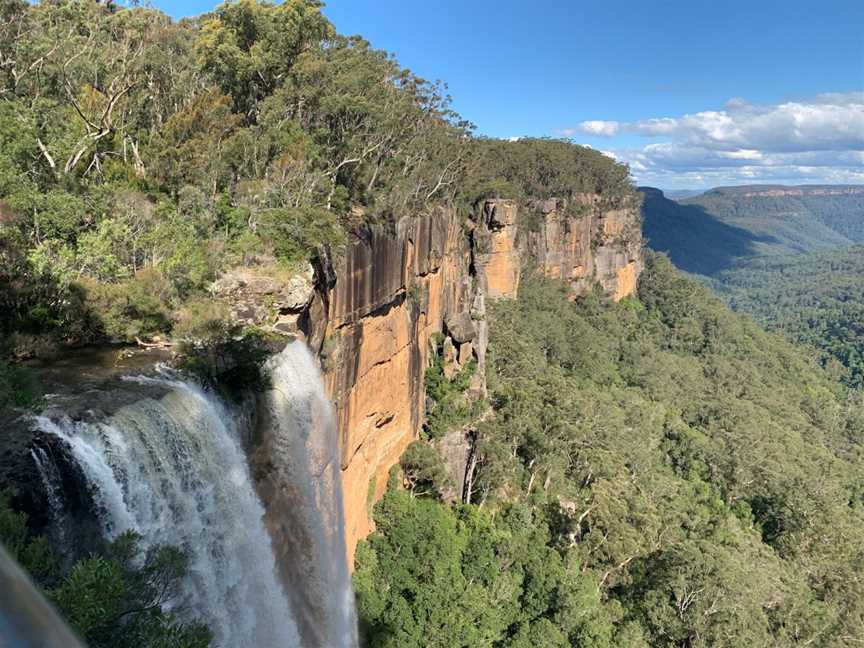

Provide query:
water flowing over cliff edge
left=25, top=342, right=357, bottom=648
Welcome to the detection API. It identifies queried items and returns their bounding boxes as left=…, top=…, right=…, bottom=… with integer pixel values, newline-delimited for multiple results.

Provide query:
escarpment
left=0, top=193, right=642, bottom=571
left=298, top=195, right=643, bottom=561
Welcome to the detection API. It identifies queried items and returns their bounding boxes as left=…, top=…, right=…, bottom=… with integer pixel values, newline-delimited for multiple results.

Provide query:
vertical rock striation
left=526, top=194, right=643, bottom=300
left=300, top=195, right=642, bottom=562
left=301, top=212, right=475, bottom=562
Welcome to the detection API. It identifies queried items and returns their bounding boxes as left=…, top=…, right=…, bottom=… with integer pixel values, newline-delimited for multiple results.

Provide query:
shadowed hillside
left=642, top=184, right=864, bottom=389
left=679, top=185, right=864, bottom=252
left=639, top=187, right=777, bottom=274
left=641, top=185, right=864, bottom=275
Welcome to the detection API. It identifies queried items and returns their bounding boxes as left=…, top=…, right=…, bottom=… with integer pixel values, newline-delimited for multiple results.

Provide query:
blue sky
left=156, top=1, right=864, bottom=188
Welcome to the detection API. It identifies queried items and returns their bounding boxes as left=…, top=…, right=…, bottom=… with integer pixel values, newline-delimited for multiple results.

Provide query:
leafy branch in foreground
left=0, top=489, right=211, bottom=648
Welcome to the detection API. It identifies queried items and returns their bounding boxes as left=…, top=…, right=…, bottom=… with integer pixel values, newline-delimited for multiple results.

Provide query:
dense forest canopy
left=355, top=254, right=864, bottom=647
left=0, top=0, right=632, bottom=359
left=710, top=245, right=864, bottom=388
left=641, top=187, right=864, bottom=389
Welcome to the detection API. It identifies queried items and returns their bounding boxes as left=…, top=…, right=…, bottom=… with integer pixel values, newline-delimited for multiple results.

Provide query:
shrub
left=258, top=206, right=346, bottom=264
left=399, top=441, right=452, bottom=499
left=0, top=490, right=212, bottom=647
left=81, top=272, right=174, bottom=343
left=0, top=360, right=42, bottom=410
left=424, top=345, right=482, bottom=440
left=176, top=322, right=271, bottom=400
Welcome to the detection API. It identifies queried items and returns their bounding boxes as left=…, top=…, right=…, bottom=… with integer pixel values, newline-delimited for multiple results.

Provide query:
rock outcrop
left=298, top=195, right=642, bottom=562
left=212, top=264, right=316, bottom=334
left=473, top=200, right=522, bottom=298
left=526, top=194, right=642, bottom=300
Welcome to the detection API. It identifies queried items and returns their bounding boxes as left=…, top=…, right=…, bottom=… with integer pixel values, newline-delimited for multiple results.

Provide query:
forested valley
left=641, top=187, right=864, bottom=389
left=711, top=246, right=864, bottom=388
left=355, top=254, right=864, bottom=647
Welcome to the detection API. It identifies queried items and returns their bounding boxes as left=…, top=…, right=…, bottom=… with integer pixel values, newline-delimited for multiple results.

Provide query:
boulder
left=442, top=337, right=459, bottom=379
left=458, top=341, right=473, bottom=365
left=445, top=312, right=476, bottom=344
left=211, top=264, right=315, bottom=329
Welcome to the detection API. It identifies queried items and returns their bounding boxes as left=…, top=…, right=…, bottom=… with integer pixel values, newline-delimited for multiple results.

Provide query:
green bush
left=423, top=348, right=482, bottom=440
left=0, top=360, right=42, bottom=410
left=399, top=441, right=452, bottom=499
left=258, top=206, right=346, bottom=265
left=176, top=322, right=271, bottom=400
left=0, top=490, right=211, bottom=648
left=81, top=272, right=174, bottom=343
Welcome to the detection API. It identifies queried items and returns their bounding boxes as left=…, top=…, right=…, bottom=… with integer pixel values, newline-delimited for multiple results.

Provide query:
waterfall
left=259, top=341, right=359, bottom=648
left=30, top=447, right=69, bottom=547
left=33, top=372, right=302, bottom=647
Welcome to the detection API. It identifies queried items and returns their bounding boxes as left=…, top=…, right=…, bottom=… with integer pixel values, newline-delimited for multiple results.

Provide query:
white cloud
left=567, top=92, right=864, bottom=187
left=570, top=120, right=620, bottom=137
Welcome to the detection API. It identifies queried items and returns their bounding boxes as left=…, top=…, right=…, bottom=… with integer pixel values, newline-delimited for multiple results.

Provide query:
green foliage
left=399, top=441, right=451, bottom=499
left=49, top=532, right=212, bottom=648
left=423, top=345, right=481, bottom=440
left=357, top=254, right=864, bottom=647
left=0, top=489, right=56, bottom=581
left=176, top=321, right=272, bottom=399
left=0, top=227, right=97, bottom=348
left=0, top=359, right=42, bottom=410
left=195, top=0, right=333, bottom=118
left=257, top=205, right=345, bottom=264
left=0, top=491, right=211, bottom=647
left=710, top=245, right=864, bottom=388
left=640, top=187, right=767, bottom=275
left=81, top=272, right=174, bottom=343
left=354, top=488, right=623, bottom=648
left=467, top=138, right=632, bottom=210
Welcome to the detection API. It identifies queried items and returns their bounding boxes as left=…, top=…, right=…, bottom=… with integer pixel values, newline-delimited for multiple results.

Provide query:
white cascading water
left=260, top=341, right=359, bottom=648
left=33, top=372, right=304, bottom=647
left=30, top=447, right=69, bottom=547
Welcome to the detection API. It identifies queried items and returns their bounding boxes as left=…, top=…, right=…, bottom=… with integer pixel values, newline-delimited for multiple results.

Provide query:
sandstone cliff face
left=525, top=195, right=642, bottom=300
left=301, top=212, right=477, bottom=562
left=473, top=200, right=521, bottom=299
left=299, top=196, right=642, bottom=562
left=732, top=186, right=864, bottom=198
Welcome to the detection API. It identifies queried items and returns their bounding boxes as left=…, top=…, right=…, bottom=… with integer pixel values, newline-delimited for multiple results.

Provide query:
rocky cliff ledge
left=293, top=195, right=642, bottom=561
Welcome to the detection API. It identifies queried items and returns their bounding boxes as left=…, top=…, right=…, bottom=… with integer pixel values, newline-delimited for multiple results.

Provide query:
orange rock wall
left=473, top=200, right=522, bottom=298
left=526, top=195, right=643, bottom=301
left=302, top=196, right=642, bottom=563
left=303, top=212, right=474, bottom=564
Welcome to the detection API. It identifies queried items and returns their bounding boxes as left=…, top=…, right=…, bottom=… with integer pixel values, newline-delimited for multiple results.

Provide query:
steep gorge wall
left=301, top=195, right=642, bottom=561
left=301, top=212, right=475, bottom=559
